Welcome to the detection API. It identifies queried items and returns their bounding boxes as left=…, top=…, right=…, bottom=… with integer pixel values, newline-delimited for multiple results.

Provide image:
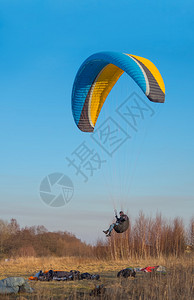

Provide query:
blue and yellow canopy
left=72, top=52, right=165, bottom=132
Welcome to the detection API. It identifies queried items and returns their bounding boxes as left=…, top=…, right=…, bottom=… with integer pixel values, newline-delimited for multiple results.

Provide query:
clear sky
left=0, top=0, right=193, bottom=244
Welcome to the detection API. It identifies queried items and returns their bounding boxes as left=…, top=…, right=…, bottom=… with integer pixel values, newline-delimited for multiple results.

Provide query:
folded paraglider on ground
left=29, top=270, right=100, bottom=281
left=0, top=277, right=33, bottom=295
left=117, top=265, right=166, bottom=278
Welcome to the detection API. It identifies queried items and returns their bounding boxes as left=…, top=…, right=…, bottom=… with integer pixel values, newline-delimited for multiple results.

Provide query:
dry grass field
left=0, top=254, right=193, bottom=299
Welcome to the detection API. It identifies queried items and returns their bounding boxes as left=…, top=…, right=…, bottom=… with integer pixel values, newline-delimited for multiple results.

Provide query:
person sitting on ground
left=103, top=210, right=129, bottom=237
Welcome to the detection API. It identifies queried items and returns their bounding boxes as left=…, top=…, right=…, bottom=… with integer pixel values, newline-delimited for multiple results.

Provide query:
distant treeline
left=0, top=219, right=92, bottom=258
left=0, top=213, right=193, bottom=259
left=96, top=213, right=194, bottom=260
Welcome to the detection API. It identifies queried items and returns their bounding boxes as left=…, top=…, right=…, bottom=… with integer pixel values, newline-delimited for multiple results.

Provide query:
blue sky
left=0, top=0, right=193, bottom=243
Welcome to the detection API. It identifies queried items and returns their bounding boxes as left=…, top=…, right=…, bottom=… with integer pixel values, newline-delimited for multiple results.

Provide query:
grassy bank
left=0, top=255, right=193, bottom=299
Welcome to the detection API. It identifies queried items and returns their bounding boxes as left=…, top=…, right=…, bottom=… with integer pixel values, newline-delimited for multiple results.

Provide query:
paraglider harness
left=113, top=210, right=129, bottom=233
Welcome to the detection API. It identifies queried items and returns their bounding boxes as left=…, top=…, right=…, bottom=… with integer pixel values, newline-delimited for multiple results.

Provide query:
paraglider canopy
left=72, top=51, right=165, bottom=132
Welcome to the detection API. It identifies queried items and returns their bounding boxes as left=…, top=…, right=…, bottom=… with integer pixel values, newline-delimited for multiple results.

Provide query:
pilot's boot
left=103, top=230, right=109, bottom=234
